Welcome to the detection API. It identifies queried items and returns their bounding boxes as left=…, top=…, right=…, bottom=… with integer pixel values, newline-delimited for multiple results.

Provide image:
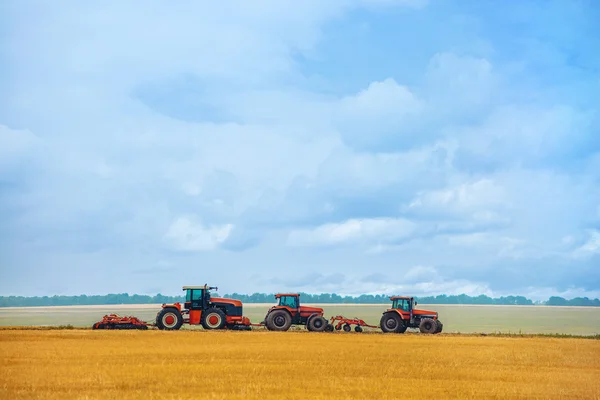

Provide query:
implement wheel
left=419, top=318, right=437, bottom=334
left=343, top=324, right=351, bottom=332
left=325, top=324, right=334, bottom=332
left=156, top=308, right=183, bottom=330
left=265, top=309, right=292, bottom=331
left=355, top=326, right=363, bottom=333
left=202, top=308, right=227, bottom=330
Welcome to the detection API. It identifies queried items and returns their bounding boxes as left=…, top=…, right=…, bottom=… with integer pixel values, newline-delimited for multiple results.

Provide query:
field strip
left=1, top=330, right=599, bottom=399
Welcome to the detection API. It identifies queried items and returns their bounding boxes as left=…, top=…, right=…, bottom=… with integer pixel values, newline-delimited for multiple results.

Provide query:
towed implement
left=92, top=314, right=149, bottom=330
left=327, top=315, right=378, bottom=332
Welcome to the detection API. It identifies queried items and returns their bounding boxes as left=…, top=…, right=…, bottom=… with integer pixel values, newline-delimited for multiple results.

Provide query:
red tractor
left=156, top=285, right=252, bottom=330
left=379, top=296, right=443, bottom=334
left=263, top=293, right=330, bottom=332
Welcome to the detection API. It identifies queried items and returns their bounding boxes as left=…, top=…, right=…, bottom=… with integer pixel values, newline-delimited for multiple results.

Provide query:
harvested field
left=1, top=303, right=599, bottom=335
left=1, top=330, right=599, bottom=399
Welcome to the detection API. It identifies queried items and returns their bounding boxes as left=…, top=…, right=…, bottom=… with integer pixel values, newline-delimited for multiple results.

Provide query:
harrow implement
left=92, top=313, right=149, bottom=330
left=326, top=315, right=379, bottom=332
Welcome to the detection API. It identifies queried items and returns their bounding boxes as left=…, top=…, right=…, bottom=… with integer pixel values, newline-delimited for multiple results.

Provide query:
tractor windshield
left=278, top=296, right=298, bottom=308
left=393, top=298, right=410, bottom=311
left=186, top=289, right=205, bottom=302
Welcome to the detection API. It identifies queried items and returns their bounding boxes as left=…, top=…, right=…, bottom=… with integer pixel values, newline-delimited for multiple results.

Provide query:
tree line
left=0, top=292, right=599, bottom=307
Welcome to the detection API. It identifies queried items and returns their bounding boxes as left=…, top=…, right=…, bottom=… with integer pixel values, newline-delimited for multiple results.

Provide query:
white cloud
left=164, top=216, right=233, bottom=251
left=287, top=217, right=417, bottom=248
left=452, top=104, right=593, bottom=168
left=334, top=78, right=426, bottom=150
left=572, top=230, right=600, bottom=259
left=423, top=52, right=496, bottom=113
left=406, top=179, right=507, bottom=215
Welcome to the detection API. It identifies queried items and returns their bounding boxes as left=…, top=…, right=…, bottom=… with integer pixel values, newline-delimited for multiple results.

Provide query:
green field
left=1, top=303, right=599, bottom=335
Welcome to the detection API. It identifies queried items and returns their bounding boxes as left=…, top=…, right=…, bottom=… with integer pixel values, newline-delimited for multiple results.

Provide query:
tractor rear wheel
left=265, top=309, right=292, bottom=331
left=156, top=308, right=184, bottom=330
left=380, top=312, right=404, bottom=333
left=419, top=318, right=437, bottom=334
left=202, top=308, right=227, bottom=330
left=307, top=316, right=328, bottom=332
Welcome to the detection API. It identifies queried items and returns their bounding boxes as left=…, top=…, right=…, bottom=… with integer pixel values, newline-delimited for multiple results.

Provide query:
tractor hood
left=413, top=308, right=438, bottom=319
left=299, top=305, right=324, bottom=314
left=211, top=297, right=243, bottom=307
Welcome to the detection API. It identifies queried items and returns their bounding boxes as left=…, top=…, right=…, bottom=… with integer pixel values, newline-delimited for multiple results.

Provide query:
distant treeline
left=1, top=292, right=599, bottom=308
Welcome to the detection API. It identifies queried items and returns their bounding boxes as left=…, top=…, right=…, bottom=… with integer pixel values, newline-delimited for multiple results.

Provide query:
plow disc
left=92, top=313, right=149, bottom=330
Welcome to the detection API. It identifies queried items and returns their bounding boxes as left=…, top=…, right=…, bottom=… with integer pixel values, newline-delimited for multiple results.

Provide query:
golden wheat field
left=1, top=330, right=599, bottom=400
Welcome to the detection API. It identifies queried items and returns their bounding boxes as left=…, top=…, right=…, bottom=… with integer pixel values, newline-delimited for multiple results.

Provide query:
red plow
left=326, top=315, right=379, bottom=332
left=92, top=314, right=149, bottom=330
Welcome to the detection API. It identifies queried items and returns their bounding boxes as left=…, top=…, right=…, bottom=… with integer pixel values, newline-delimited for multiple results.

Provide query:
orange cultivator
left=92, top=313, right=149, bottom=330
left=326, top=315, right=379, bottom=332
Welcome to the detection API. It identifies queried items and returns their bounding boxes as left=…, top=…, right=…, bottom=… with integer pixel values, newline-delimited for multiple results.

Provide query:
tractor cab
left=391, top=296, right=416, bottom=313
left=276, top=293, right=299, bottom=309
left=183, top=285, right=217, bottom=311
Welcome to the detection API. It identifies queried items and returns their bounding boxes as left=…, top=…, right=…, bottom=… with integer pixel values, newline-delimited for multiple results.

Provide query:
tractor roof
left=182, top=285, right=213, bottom=290
left=390, top=296, right=414, bottom=300
left=274, top=293, right=300, bottom=298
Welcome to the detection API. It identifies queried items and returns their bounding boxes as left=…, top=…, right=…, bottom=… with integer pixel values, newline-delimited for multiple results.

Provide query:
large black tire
left=156, top=308, right=184, bottom=330
left=265, top=309, right=292, bottom=331
left=419, top=318, right=437, bottom=334
left=201, top=307, right=227, bottom=330
left=306, top=314, right=316, bottom=331
left=380, top=312, right=405, bottom=333
left=435, top=319, right=443, bottom=334
left=398, top=323, right=407, bottom=334
left=307, top=316, right=328, bottom=332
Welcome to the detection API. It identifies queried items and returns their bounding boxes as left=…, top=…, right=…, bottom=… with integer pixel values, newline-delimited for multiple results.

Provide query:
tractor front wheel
left=307, top=316, right=328, bottom=332
left=306, top=314, right=316, bottom=331
left=202, top=308, right=227, bottom=330
left=156, top=308, right=184, bottom=330
left=419, top=318, right=437, bottom=334
left=265, top=309, right=292, bottom=331
left=380, top=312, right=404, bottom=333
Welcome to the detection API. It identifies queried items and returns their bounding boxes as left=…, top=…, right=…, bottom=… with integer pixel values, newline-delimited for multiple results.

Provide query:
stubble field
left=1, top=329, right=599, bottom=399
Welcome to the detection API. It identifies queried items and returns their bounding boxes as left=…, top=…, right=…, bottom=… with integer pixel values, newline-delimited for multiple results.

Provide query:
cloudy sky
left=1, top=0, right=599, bottom=299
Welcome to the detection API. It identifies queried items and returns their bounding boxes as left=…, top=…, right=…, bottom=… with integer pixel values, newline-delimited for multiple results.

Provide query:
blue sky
left=1, top=0, right=599, bottom=299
